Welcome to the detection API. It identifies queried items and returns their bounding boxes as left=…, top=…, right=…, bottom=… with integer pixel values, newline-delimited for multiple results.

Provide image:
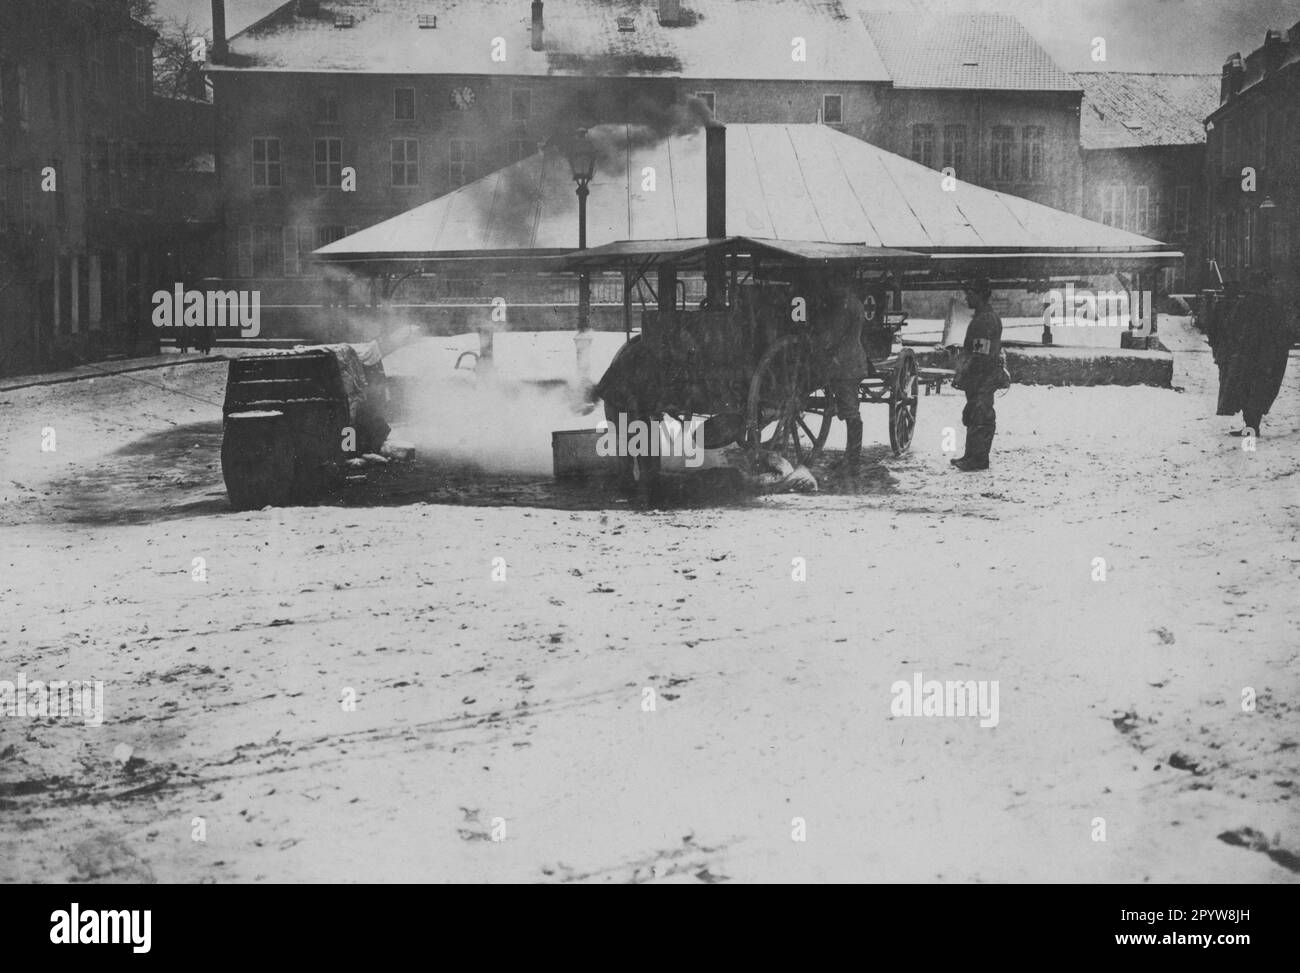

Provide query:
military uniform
left=959, top=305, right=1003, bottom=465
left=1214, top=285, right=1293, bottom=433
left=818, top=286, right=869, bottom=467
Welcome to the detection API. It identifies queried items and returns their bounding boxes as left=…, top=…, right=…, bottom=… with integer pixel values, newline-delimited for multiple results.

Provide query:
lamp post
left=568, top=129, right=597, bottom=385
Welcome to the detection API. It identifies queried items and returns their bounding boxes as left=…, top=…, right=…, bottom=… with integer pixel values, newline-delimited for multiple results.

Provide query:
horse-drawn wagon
left=567, top=237, right=924, bottom=489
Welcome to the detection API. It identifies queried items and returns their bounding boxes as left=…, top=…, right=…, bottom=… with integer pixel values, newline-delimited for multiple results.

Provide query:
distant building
left=0, top=0, right=218, bottom=377
left=1205, top=23, right=1300, bottom=297
left=1075, top=71, right=1220, bottom=294
left=206, top=0, right=893, bottom=322
left=205, top=0, right=1089, bottom=336
left=862, top=12, right=1083, bottom=215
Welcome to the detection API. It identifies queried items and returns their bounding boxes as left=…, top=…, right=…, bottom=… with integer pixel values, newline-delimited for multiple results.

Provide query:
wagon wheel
left=795, top=389, right=834, bottom=459
left=745, top=335, right=820, bottom=464
left=888, top=348, right=919, bottom=456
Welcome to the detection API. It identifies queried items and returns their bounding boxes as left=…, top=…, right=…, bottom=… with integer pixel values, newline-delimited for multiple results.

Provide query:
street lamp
left=567, top=129, right=597, bottom=384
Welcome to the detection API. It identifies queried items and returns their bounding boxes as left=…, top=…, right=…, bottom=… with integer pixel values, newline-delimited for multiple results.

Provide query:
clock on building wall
left=450, top=86, right=476, bottom=111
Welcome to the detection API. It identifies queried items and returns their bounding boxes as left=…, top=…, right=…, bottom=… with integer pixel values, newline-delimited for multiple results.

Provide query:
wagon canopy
left=313, top=123, right=1178, bottom=275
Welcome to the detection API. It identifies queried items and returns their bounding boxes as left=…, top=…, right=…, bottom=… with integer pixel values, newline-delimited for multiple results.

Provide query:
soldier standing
left=820, top=273, right=869, bottom=474
left=1214, top=270, right=1293, bottom=436
left=951, top=278, right=1004, bottom=471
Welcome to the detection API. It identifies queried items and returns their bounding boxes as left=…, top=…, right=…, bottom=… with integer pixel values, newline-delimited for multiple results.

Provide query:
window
left=942, top=125, right=966, bottom=175
left=316, top=91, right=339, bottom=123
left=237, top=226, right=288, bottom=277
left=90, top=43, right=105, bottom=91
left=257, top=226, right=284, bottom=277
left=990, top=126, right=1015, bottom=181
left=1242, top=208, right=1253, bottom=269
left=251, top=138, right=282, bottom=187
left=911, top=124, right=935, bottom=168
left=17, top=65, right=29, bottom=128
left=315, top=225, right=346, bottom=249
left=1021, top=126, right=1044, bottom=182
left=695, top=91, right=716, bottom=116
left=1270, top=219, right=1290, bottom=275
left=237, top=227, right=253, bottom=277
left=1100, top=184, right=1125, bottom=228
left=508, top=139, right=533, bottom=164
left=135, top=47, right=149, bottom=103
left=822, top=94, right=843, bottom=125
left=314, top=137, right=342, bottom=188
left=449, top=139, right=477, bottom=186
left=510, top=88, right=531, bottom=122
left=394, top=87, right=415, bottom=121
left=108, top=141, right=121, bottom=206
left=49, top=62, right=60, bottom=123
left=283, top=227, right=300, bottom=276
left=118, top=42, right=131, bottom=97
left=1135, top=185, right=1149, bottom=234
left=64, top=71, right=74, bottom=133
left=391, top=138, right=419, bottom=186
left=20, top=170, right=32, bottom=232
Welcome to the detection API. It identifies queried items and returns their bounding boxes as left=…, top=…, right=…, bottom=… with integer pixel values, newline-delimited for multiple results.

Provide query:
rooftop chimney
left=1263, top=29, right=1286, bottom=74
left=532, top=0, right=544, bottom=52
left=659, top=0, right=682, bottom=26
left=1220, top=53, right=1243, bottom=102
left=211, top=0, right=227, bottom=63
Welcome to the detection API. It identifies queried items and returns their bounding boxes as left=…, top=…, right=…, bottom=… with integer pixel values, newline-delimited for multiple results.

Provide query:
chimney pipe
left=531, top=0, right=544, bottom=52
left=706, top=124, right=726, bottom=239
left=211, top=0, right=227, bottom=63
left=705, top=124, right=726, bottom=306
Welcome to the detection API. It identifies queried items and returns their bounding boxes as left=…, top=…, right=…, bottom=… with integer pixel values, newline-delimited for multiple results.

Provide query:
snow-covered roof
left=214, top=0, right=890, bottom=81
left=858, top=11, right=1079, bottom=92
left=1076, top=73, right=1219, bottom=150
left=314, top=123, right=1168, bottom=261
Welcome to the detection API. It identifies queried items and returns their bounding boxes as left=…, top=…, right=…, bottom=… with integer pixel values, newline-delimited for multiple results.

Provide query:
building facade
left=0, top=0, right=218, bottom=377
left=1205, top=24, right=1300, bottom=301
left=862, top=12, right=1083, bottom=215
left=206, top=1, right=1091, bottom=336
left=1075, top=72, right=1220, bottom=295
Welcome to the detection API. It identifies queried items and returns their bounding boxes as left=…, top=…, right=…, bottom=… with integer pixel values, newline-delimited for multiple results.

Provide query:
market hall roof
left=313, top=123, right=1170, bottom=264
left=857, top=11, right=1079, bottom=92
left=210, top=0, right=890, bottom=81
left=1074, top=72, right=1220, bottom=150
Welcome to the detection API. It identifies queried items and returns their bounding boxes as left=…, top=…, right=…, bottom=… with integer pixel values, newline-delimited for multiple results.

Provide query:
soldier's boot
left=827, top=418, right=863, bottom=475
left=954, top=426, right=993, bottom=471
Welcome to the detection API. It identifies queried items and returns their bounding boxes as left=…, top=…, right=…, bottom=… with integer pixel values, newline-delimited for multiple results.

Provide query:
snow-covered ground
left=1, top=330, right=1297, bottom=883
